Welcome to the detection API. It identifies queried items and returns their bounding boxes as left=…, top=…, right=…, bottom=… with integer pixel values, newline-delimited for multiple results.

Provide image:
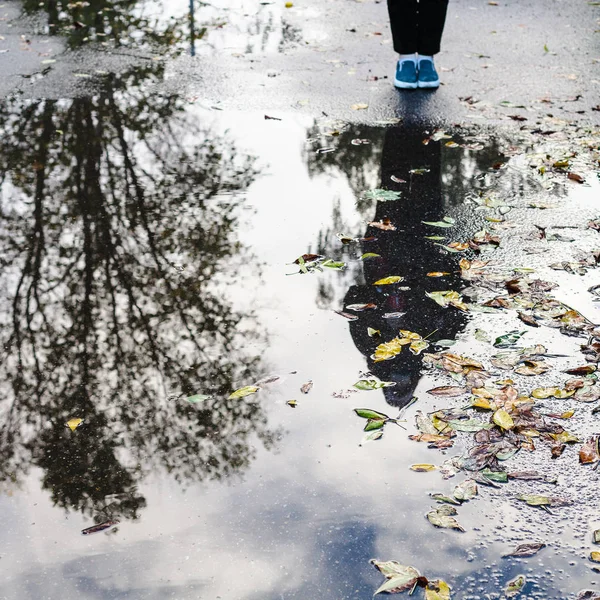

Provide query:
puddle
left=0, top=65, right=599, bottom=599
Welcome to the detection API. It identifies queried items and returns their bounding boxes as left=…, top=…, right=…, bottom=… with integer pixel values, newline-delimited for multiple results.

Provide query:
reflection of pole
left=189, top=0, right=196, bottom=56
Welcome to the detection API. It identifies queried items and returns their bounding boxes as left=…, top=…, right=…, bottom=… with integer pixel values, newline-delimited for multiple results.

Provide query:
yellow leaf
left=351, top=103, right=368, bottom=110
left=373, top=275, right=404, bottom=285
left=493, top=409, right=514, bottom=430
left=471, top=398, right=493, bottom=410
left=590, top=552, right=600, bottom=563
left=410, top=339, right=429, bottom=355
left=228, top=385, right=259, bottom=399
left=427, top=272, right=450, bottom=277
left=425, top=579, right=451, bottom=600
left=371, top=337, right=404, bottom=362
left=66, top=418, right=83, bottom=432
left=410, top=464, right=437, bottom=472
left=285, top=1, right=293, bottom=6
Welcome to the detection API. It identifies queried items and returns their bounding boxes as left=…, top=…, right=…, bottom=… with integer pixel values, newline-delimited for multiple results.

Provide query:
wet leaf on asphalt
left=431, top=493, right=461, bottom=505
left=427, top=506, right=465, bottom=532
left=425, top=579, right=451, bottom=600
left=565, top=365, right=597, bottom=376
left=368, top=327, right=381, bottom=337
left=503, top=542, right=546, bottom=558
left=518, top=312, right=539, bottom=327
left=580, top=437, right=600, bottom=464
left=427, top=385, right=468, bottom=397
left=505, top=574, right=526, bottom=597
left=374, top=275, right=404, bottom=285
left=448, top=418, right=493, bottom=433
left=422, top=217, right=455, bottom=228
left=228, top=386, right=260, bottom=399
left=494, top=330, right=526, bottom=348
left=370, top=560, right=422, bottom=595
left=334, top=310, right=359, bottom=321
left=354, top=377, right=396, bottom=391
left=300, top=381, right=313, bottom=394
left=66, top=418, right=83, bottom=432
left=594, top=530, right=600, bottom=544
left=492, top=409, right=515, bottom=430
left=426, top=290, right=468, bottom=311
left=361, top=429, right=384, bottom=444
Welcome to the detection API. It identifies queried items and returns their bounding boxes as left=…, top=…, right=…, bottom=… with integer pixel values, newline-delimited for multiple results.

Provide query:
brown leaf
left=300, top=380, right=313, bottom=394
left=568, top=172, right=584, bottom=183
left=580, top=437, right=600, bottom=464
left=565, top=365, right=597, bottom=376
left=518, top=312, right=539, bottom=327
left=503, top=542, right=546, bottom=558
left=368, top=218, right=397, bottom=231
left=427, top=386, right=468, bottom=397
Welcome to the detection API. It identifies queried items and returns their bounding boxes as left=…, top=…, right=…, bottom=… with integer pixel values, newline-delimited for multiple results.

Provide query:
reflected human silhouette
left=345, top=125, right=468, bottom=407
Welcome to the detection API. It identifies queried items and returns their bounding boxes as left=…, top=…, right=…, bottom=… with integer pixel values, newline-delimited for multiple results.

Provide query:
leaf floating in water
left=427, top=506, right=465, bottom=532
left=453, top=479, right=478, bottom=501
left=370, top=560, right=422, bottom=595
left=286, top=400, right=298, bottom=408
left=410, top=463, right=437, bottom=472
left=228, top=386, right=259, bottom=400
left=425, top=579, right=451, bottom=600
left=81, top=519, right=120, bottom=535
left=300, top=381, right=313, bottom=394
left=354, top=408, right=389, bottom=420
left=368, top=327, right=381, bottom=337
left=503, top=542, right=546, bottom=558
left=363, top=188, right=402, bottom=202
left=374, top=275, right=404, bottom=285
left=321, top=259, right=346, bottom=270
left=590, top=552, right=600, bottom=563
left=410, top=167, right=431, bottom=175
left=361, top=429, right=384, bottom=444
left=361, top=252, right=381, bottom=260
left=505, top=574, right=526, bottom=597
left=334, top=310, right=359, bottom=321
left=427, top=272, right=450, bottom=277
left=354, top=377, right=396, bottom=391
left=369, top=218, right=397, bottom=231
left=351, top=103, right=369, bottom=110
left=66, top=418, right=83, bottom=432
left=426, top=290, right=468, bottom=311
left=346, top=303, right=377, bottom=312
left=594, top=530, right=600, bottom=544
left=186, top=394, right=211, bottom=404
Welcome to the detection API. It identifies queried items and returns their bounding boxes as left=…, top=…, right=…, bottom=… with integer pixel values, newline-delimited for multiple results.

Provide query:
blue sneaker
left=394, top=60, right=417, bottom=89
left=417, top=58, right=440, bottom=88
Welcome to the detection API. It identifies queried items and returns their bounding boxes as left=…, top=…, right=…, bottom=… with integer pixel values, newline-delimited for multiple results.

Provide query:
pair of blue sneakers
left=394, top=58, right=439, bottom=89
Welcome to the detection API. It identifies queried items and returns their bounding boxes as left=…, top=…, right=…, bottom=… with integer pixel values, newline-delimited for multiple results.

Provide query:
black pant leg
left=387, top=0, right=419, bottom=54
left=417, top=0, right=448, bottom=55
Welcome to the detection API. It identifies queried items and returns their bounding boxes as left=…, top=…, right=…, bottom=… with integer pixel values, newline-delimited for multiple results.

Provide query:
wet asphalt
left=0, top=0, right=599, bottom=126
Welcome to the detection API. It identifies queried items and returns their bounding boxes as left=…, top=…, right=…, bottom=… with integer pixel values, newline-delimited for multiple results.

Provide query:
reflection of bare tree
left=22, top=0, right=183, bottom=48
left=0, top=64, right=277, bottom=522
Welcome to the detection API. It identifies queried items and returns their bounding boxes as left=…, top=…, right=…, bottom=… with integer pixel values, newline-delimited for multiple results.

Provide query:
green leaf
left=360, top=253, right=381, bottom=260
left=481, top=469, right=508, bottom=483
left=361, top=429, right=384, bottom=444
left=363, top=189, right=402, bottom=202
left=435, top=339, right=456, bottom=347
left=321, top=259, right=346, bottom=270
left=353, top=377, right=397, bottom=391
left=448, top=418, right=492, bottom=432
left=364, top=418, right=387, bottom=431
left=354, top=408, right=389, bottom=420
left=505, top=575, right=526, bottom=598
left=431, top=493, right=461, bottom=505
left=493, top=330, right=526, bottom=348
left=453, top=479, right=478, bottom=501
left=427, top=507, right=465, bottom=531
left=518, top=494, right=550, bottom=506
left=422, top=219, right=455, bottom=228
left=228, top=386, right=259, bottom=399
left=186, top=394, right=212, bottom=404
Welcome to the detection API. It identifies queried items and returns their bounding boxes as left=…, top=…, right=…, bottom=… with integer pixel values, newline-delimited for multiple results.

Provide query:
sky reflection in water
left=0, top=63, right=599, bottom=598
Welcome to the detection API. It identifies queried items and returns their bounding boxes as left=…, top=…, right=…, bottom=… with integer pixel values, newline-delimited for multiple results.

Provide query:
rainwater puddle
left=0, top=68, right=599, bottom=599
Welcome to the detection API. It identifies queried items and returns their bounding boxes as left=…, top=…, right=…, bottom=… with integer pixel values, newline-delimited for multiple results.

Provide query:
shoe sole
left=417, top=80, right=440, bottom=89
left=394, top=78, right=418, bottom=89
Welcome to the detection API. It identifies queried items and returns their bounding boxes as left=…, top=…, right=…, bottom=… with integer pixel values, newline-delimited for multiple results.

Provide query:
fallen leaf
left=453, top=479, right=478, bottom=501
left=334, top=310, right=359, bottom=320
left=425, top=579, right=451, bottom=600
left=368, top=327, right=381, bottom=337
left=427, top=386, right=468, bottom=397
left=363, top=189, right=402, bottom=202
left=286, top=400, right=298, bottom=408
left=66, top=418, right=83, bottom=432
left=301, top=381, right=313, bottom=394
left=568, top=172, right=584, bottom=183
left=370, top=560, right=422, bottom=595
left=410, top=464, right=437, bottom=472
left=361, top=252, right=381, bottom=260
left=580, top=437, right=600, bottom=464
left=346, top=303, right=377, bottom=312
left=494, top=331, right=525, bottom=348
left=503, top=542, right=546, bottom=558
left=493, top=409, right=514, bottom=430
left=228, top=386, right=259, bottom=399
left=505, top=574, right=526, bottom=597
left=590, top=552, right=600, bottom=563
left=354, top=377, right=396, bottom=391
left=186, top=394, right=212, bottom=404
left=427, top=506, right=465, bottom=532
left=374, top=275, right=404, bottom=285
left=351, top=103, right=368, bottom=110
left=369, top=218, right=397, bottom=231
left=422, top=217, right=455, bottom=228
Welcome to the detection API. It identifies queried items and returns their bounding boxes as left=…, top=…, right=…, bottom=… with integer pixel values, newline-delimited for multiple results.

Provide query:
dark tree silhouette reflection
left=0, top=64, right=277, bottom=523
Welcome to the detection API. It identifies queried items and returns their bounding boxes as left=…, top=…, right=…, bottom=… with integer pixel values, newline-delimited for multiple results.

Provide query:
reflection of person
left=387, top=0, right=449, bottom=89
left=345, top=125, right=467, bottom=407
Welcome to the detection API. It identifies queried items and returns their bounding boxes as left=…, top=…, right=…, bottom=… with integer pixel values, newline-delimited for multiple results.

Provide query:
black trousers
left=387, top=0, right=449, bottom=55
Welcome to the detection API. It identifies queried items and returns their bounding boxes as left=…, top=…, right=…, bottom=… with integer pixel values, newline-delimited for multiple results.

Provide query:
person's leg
left=387, top=0, right=419, bottom=55
left=416, top=0, right=449, bottom=56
